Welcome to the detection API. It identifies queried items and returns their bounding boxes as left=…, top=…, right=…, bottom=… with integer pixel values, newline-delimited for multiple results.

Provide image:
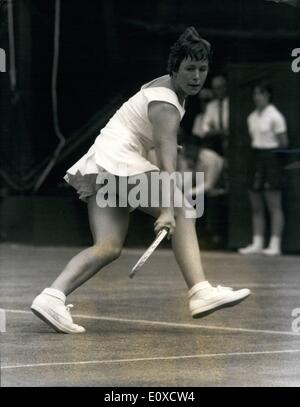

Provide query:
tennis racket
left=129, top=227, right=169, bottom=278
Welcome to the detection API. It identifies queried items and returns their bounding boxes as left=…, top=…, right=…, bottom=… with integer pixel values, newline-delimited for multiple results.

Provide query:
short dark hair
left=167, top=27, right=212, bottom=76
left=255, top=81, right=273, bottom=102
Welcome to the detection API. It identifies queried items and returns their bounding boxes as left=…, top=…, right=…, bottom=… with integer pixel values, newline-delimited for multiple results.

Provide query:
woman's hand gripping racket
left=129, top=227, right=169, bottom=278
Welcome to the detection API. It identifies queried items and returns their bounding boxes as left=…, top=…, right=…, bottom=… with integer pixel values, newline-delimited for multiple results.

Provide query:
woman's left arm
left=275, top=132, right=289, bottom=148
left=273, top=112, right=289, bottom=148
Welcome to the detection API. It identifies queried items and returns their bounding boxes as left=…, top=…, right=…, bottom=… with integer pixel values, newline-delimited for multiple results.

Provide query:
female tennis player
left=31, top=27, right=250, bottom=333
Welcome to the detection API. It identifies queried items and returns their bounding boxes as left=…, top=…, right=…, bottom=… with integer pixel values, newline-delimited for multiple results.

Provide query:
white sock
left=253, top=235, right=264, bottom=248
left=42, top=287, right=66, bottom=303
left=268, top=236, right=281, bottom=251
left=188, top=281, right=212, bottom=298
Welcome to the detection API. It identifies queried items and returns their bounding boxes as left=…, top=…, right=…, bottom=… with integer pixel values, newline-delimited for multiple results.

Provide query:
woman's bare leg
left=172, top=211, right=206, bottom=288
left=239, top=191, right=265, bottom=253
left=31, top=195, right=130, bottom=333
left=249, top=191, right=266, bottom=240
left=196, top=148, right=224, bottom=193
left=51, top=195, right=130, bottom=295
left=139, top=204, right=205, bottom=289
left=136, top=171, right=250, bottom=318
left=264, top=190, right=284, bottom=253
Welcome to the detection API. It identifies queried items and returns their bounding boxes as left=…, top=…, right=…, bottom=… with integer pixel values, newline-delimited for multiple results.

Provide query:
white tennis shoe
left=189, top=284, right=251, bottom=318
left=31, top=289, right=85, bottom=334
left=238, top=244, right=263, bottom=255
left=262, top=247, right=281, bottom=256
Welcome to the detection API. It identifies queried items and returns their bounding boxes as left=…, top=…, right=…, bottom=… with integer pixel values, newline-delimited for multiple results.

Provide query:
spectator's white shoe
left=238, top=244, right=263, bottom=255
left=189, top=285, right=251, bottom=318
left=31, top=289, right=85, bottom=334
left=262, top=247, right=281, bottom=256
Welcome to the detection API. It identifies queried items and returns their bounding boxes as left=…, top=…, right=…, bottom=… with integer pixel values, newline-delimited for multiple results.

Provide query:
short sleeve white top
left=247, top=104, right=287, bottom=149
left=66, top=75, right=185, bottom=177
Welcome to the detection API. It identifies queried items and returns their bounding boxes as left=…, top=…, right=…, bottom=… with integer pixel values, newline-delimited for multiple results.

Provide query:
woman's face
left=173, top=57, right=209, bottom=97
left=253, top=87, right=270, bottom=110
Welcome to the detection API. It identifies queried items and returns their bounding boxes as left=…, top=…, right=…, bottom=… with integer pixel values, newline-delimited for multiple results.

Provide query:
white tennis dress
left=64, top=75, right=185, bottom=201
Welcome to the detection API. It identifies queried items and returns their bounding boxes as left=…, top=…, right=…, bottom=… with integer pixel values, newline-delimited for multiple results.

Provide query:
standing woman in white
left=31, top=27, right=250, bottom=334
left=239, top=82, right=288, bottom=256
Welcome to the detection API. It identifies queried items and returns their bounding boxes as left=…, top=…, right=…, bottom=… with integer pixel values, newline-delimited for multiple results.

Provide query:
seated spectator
left=189, top=74, right=229, bottom=198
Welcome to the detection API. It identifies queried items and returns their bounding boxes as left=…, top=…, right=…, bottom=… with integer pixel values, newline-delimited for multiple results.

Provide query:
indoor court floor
left=1, top=244, right=300, bottom=387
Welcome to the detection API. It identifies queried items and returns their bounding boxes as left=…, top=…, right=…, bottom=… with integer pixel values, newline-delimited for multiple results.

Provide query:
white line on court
left=4, top=309, right=300, bottom=337
left=227, top=283, right=299, bottom=288
left=2, top=349, right=300, bottom=370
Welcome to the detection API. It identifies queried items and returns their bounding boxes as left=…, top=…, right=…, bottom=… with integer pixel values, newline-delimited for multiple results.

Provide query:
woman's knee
left=92, top=240, right=123, bottom=264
